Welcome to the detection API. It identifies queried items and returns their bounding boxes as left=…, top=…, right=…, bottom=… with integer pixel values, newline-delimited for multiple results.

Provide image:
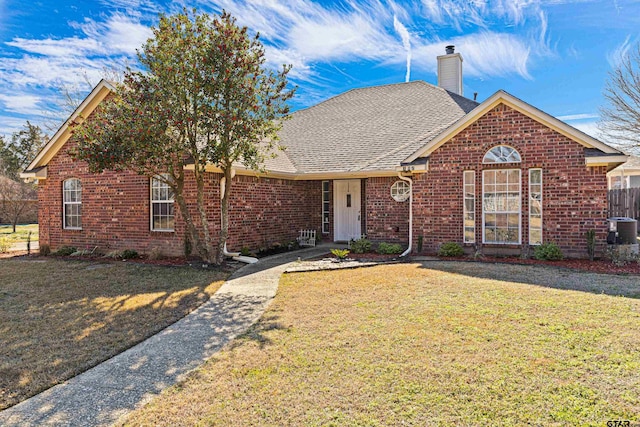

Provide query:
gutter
left=397, top=173, right=413, bottom=258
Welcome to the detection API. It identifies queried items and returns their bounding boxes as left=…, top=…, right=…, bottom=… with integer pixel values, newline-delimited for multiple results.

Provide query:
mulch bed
left=427, top=255, right=640, bottom=275
left=0, top=252, right=240, bottom=271
left=317, top=251, right=640, bottom=275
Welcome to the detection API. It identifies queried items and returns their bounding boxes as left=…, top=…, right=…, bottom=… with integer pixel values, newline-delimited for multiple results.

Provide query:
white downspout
left=398, top=173, right=413, bottom=257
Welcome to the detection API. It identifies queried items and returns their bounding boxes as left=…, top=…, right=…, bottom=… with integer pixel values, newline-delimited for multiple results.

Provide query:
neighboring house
left=607, top=156, right=640, bottom=189
left=22, top=47, right=627, bottom=258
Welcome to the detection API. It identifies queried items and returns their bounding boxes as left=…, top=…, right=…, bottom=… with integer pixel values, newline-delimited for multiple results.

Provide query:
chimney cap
left=445, top=45, right=455, bottom=54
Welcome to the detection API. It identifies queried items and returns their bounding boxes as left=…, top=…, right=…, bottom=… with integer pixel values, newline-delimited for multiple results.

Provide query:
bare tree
left=42, top=67, right=126, bottom=134
left=0, top=176, right=37, bottom=232
left=599, top=43, right=640, bottom=153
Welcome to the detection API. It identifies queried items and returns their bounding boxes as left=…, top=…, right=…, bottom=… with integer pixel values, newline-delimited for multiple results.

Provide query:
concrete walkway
left=7, top=241, right=39, bottom=252
left=0, top=244, right=339, bottom=427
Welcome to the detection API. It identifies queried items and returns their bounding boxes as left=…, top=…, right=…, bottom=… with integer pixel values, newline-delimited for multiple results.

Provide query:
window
left=529, top=169, right=542, bottom=245
left=483, top=169, right=521, bottom=244
left=463, top=171, right=475, bottom=243
left=483, top=145, right=521, bottom=164
left=609, top=176, right=624, bottom=190
left=322, top=181, right=330, bottom=234
left=151, top=176, right=174, bottom=231
left=390, top=180, right=410, bottom=202
left=63, top=178, right=82, bottom=229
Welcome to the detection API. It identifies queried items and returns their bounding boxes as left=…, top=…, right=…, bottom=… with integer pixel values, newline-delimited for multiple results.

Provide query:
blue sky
left=1, top=0, right=639, bottom=148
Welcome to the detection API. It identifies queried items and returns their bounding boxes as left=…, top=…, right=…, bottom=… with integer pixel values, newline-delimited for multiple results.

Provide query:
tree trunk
left=173, top=190, right=208, bottom=261
left=194, top=168, right=215, bottom=264
left=216, top=166, right=233, bottom=265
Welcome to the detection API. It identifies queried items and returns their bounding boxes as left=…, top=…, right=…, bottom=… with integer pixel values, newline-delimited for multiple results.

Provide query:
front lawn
left=121, top=262, right=640, bottom=426
left=0, top=257, right=227, bottom=410
left=0, top=224, right=38, bottom=245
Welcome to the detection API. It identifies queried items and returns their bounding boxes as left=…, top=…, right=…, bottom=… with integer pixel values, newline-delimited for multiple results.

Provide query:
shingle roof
left=611, top=155, right=640, bottom=171
left=271, top=80, right=478, bottom=174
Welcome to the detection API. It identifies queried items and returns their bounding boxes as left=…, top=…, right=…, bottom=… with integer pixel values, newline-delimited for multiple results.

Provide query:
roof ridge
left=292, top=80, right=476, bottom=116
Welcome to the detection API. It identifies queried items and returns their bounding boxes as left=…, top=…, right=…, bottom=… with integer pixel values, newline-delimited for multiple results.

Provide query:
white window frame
left=529, top=168, right=543, bottom=245
left=483, top=145, right=521, bottom=164
left=63, top=178, right=82, bottom=230
left=390, top=180, right=410, bottom=202
left=482, top=169, right=521, bottom=245
left=463, top=171, right=475, bottom=243
left=322, top=181, right=330, bottom=234
left=150, top=175, right=175, bottom=232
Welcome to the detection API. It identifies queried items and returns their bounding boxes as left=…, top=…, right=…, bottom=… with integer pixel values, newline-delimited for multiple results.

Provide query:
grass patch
left=0, top=224, right=38, bottom=245
left=121, top=262, right=640, bottom=426
left=0, top=258, right=227, bottom=410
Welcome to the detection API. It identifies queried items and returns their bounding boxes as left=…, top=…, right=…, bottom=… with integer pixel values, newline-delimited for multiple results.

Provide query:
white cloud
left=570, top=120, right=600, bottom=138
left=393, top=15, right=412, bottom=82
left=6, top=37, right=101, bottom=57
left=0, top=94, right=42, bottom=114
left=0, top=116, right=32, bottom=139
left=557, top=113, right=599, bottom=121
left=73, top=13, right=152, bottom=54
left=413, top=32, right=532, bottom=79
left=607, top=34, right=634, bottom=68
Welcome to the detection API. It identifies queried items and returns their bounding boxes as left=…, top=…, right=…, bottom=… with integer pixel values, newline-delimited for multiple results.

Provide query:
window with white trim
left=390, top=180, right=410, bottom=202
left=463, top=171, right=475, bottom=243
left=151, top=176, right=174, bottom=231
left=63, top=178, right=82, bottom=229
left=529, top=169, right=542, bottom=245
left=483, top=145, right=521, bottom=164
left=483, top=169, right=521, bottom=244
left=322, top=181, right=330, bottom=234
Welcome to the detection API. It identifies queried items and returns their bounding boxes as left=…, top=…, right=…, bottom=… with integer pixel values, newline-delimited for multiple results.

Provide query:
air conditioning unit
left=607, top=217, right=638, bottom=245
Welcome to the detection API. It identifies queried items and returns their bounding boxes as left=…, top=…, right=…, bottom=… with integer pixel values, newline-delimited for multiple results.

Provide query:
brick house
left=22, top=47, right=627, bottom=258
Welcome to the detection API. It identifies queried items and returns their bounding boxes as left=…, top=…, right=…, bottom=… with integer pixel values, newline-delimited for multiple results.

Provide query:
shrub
left=121, top=249, right=139, bottom=259
left=240, top=247, right=252, bottom=256
left=55, top=246, right=77, bottom=256
left=148, top=247, right=164, bottom=260
left=533, top=242, right=563, bottom=260
left=350, top=238, right=372, bottom=254
left=39, top=244, right=51, bottom=256
left=330, top=248, right=350, bottom=260
left=417, top=235, right=424, bottom=253
left=103, top=250, right=122, bottom=259
left=438, top=242, right=464, bottom=257
left=376, top=242, right=403, bottom=255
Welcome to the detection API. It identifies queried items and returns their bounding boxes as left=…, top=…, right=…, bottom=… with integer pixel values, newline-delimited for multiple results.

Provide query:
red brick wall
left=365, top=177, right=410, bottom=243
left=39, top=141, right=322, bottom=257
left=226, top=175, right=322, bottom=251
left=413, top=104, right=609, bottom=258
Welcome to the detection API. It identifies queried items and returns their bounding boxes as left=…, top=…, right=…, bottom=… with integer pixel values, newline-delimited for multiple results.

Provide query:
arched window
left=390, top=180, right=410, bottom=202
left=483, top=145, right=521, bottom=164
left=63, top=178, right=82, bottom=229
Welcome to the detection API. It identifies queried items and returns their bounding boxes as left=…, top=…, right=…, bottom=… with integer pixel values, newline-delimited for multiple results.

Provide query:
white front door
left=334, top=179, right=361, bottom=242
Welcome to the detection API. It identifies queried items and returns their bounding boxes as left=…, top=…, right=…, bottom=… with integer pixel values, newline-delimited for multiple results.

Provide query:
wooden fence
left=608, top=188, right=640, bottom=220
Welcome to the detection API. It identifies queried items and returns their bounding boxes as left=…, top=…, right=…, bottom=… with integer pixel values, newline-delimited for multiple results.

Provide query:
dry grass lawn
left=0, top=257, right=227, bottom=410
left=121, top=262, right=640, bottom=426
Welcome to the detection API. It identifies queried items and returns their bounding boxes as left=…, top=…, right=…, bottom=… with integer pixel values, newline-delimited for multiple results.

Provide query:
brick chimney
left=437, top=45, right=463, bottom=96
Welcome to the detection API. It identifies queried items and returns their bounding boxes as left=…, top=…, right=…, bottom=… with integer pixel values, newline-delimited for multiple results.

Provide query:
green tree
left=0, top=121, right=48, bottom=179
left=599, top=43, right=640, bottom=151
left=71, top=9, right=294, bottom=264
